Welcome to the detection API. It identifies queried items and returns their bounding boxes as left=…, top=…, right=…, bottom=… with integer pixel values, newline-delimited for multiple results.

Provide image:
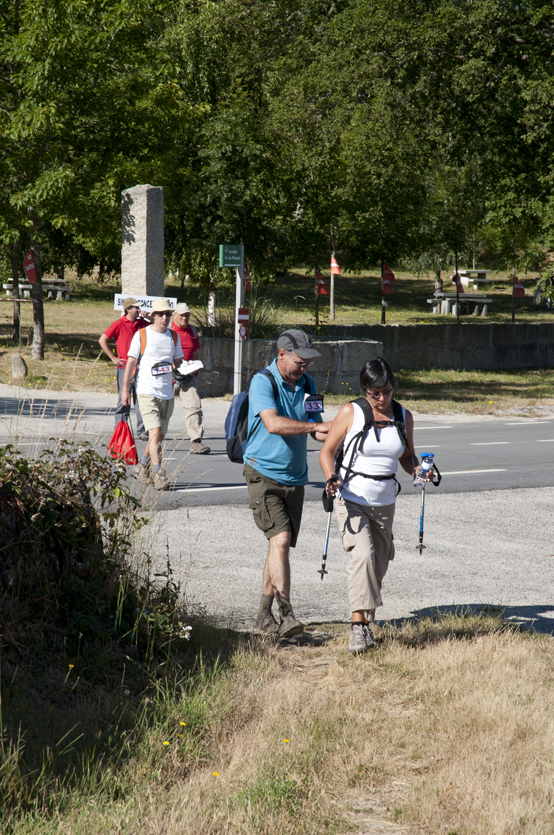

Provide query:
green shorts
left=137, top=394, right=174, bottom=435
left=243, top=464, right=304, bottom=548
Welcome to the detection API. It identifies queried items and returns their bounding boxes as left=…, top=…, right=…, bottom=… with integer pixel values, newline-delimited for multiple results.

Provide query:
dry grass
left=19, top=613, right=554, bottom=835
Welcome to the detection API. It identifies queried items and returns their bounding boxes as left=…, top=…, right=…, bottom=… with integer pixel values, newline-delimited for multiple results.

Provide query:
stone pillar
left=121, top=184, right=165, bottom=296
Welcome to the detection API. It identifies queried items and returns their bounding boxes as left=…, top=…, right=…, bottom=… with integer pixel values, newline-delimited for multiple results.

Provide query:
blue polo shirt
left=244, top=358, right=322, bottom=486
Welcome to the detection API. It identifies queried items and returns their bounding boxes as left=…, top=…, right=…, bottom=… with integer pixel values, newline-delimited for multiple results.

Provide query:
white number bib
left=304, top=393, right=324, bottom=413
left=151, top=362, right=172, bottom=377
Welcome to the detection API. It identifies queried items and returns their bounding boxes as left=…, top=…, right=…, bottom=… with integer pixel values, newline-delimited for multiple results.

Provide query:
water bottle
left=414, top=453, right=435, bottom=486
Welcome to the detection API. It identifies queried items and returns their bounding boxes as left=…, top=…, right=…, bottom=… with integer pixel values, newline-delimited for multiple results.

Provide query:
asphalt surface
left=2, top=383, right=554, bottom=635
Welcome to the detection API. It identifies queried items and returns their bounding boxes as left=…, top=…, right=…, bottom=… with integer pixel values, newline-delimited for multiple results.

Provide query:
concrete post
left=121, top=184, right=165, bottom=296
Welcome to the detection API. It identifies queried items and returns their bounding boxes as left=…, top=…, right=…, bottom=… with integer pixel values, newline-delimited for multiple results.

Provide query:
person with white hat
left=171, top=303, right=210, bottom=454
left=98, top=297, right=149, bottom=440
left=121, top=298, right=183, bottom=490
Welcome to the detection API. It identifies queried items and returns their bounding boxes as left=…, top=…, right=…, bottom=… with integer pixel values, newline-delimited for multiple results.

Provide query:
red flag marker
left=382, top=278, right=394, bottom=295
left=452, top=272, right=464, bottom=293
left=330, top=255, right=341, bottom=275
left=316, top=270, right=329, bottom=296
left=513, top=276, right=524, bottom=298
left=24, top=251, right=38, bottom=284
left=383, top=263, right=396, bottom=282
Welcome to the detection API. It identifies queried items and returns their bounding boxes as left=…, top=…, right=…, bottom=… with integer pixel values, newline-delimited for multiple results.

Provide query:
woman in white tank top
left=320, top=358, right=427, bottom=655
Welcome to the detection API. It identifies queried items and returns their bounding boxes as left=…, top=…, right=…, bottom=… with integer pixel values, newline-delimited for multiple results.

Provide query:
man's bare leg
left=260, top=530, right=302, bottom=637
left=146, top=428, right=165, bottom=468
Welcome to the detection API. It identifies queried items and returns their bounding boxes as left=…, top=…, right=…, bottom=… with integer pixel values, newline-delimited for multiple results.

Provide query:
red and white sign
left=382, top=278, right=394, bottom=295
left=239, top=324, right=247, bottom=340
left=243, top=267, right=252, bottom=292
left=330, top=254, right=341, bottom=275
left=382, top=263, right=396, bottom=282
left=513, top=275, right=525, bottom=298
left=23, top=251, right=38, bottom=284
left=238, top=307, right=249, bottom=322
left=452, top=273, right=464, bottom=293
left=316, top=270, right=329, bottom=296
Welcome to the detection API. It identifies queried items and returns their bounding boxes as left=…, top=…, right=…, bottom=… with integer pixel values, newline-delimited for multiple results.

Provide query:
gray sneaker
left=153, top=468, right=169, bottom=490
left=278, top=613, right=304, bottom=639
left=253, top=611, right=279, bottom=634
left=348, top=623, right=368, bottom=654
left=136, top=462, right=153, bottom=484
left=190, top=441, right=210, bottom=454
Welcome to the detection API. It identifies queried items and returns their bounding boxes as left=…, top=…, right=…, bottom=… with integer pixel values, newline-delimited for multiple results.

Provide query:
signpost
left=219, top=244, right=245, bottom=394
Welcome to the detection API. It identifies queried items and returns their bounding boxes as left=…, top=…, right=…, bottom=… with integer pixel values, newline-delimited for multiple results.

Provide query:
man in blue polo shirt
left=244, top=330, right=331, bottom=638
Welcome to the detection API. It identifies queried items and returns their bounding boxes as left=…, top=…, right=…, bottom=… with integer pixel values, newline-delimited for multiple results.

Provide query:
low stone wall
left=295, top=322, right=554, bottom=371
left=196, top=337, right=384, bottom=397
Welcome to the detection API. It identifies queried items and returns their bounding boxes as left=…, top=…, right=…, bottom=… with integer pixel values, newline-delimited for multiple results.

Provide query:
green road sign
left=219, top=244, right=243, bottom=268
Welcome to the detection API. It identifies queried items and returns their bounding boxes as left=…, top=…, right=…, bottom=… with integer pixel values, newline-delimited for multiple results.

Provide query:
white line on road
left=414, top=426, right=453, bottom=430
left=441, top=468, right=507, bottom=475
left=470, top=442, right=510, bottom=446
left=537, top=439, right=554, bottom=443
left=175, top=485, right=248, bottom=494
left=505, top=421, right=551, bottom=425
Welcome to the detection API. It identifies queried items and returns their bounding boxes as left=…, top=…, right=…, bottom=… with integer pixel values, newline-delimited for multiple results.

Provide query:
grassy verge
left=4, top=607, right=554, bottom=835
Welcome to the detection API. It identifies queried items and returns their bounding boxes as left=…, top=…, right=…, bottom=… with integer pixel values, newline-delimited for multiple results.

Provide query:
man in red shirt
left=98, top=297, right=149, bottom=439
left=171, top=303, right=210, bottom=454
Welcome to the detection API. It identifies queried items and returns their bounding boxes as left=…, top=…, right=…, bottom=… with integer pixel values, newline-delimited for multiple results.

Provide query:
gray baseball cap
left=276, top=329, right=321, bottom=360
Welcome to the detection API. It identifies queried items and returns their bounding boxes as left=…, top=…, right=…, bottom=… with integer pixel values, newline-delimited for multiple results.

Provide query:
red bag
left=108, top=420, right=138, bottom=465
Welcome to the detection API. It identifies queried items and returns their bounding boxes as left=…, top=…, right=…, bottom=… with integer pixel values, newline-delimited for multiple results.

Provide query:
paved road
left=2, top=384, right=553, bottom=634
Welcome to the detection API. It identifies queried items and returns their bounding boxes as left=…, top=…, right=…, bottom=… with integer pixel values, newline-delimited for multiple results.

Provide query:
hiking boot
left=136, top=462, right=153, bottom=484
left=278, top=613, right=304, bottom=639
left=190, top=441, right=210, bottom=454
left=253, top=611, right=279, bottom=634
left=153, top=468, right=169, bottom=491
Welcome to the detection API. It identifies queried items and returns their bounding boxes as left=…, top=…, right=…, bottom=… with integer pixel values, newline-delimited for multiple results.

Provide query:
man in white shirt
left=121, top=298, right=184, bottom=490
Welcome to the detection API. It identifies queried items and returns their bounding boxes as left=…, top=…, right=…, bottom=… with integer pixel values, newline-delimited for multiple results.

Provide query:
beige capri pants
left=334, top=497, right=395, bottom=613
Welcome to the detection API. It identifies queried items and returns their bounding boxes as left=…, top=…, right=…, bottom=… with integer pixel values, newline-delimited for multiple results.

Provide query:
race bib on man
left=151, top=362, right=172, bottom=377
left=304, top=393, right=324, bottom=413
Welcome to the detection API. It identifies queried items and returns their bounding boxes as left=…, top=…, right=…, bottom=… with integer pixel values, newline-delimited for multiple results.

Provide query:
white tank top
left=339, top=402, right=406, bottom=507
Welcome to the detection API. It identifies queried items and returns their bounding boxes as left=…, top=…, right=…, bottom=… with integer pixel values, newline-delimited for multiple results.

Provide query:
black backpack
left=336, top=397, right=410, bottom=492
left=224, top=368, right=312, bottom=463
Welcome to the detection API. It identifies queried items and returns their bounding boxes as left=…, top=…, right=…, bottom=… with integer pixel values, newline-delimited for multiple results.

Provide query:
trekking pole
left=319, top=476, right=338, bottom=580
left=417, top=482, right=426, bottom=555
left=413, top=453, right=441, bottom=554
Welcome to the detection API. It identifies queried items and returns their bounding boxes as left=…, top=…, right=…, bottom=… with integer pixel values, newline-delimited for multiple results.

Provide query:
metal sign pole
left=233, top=248, right=244, bottom=395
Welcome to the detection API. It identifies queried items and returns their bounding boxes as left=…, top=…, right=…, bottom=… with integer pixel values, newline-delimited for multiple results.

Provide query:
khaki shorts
left=243, top=464, right=304, bottom=547
left=137, top=395, right=174, bottom=435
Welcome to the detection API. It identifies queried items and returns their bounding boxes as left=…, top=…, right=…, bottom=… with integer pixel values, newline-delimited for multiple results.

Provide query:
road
left=2, top=384, right=553, bottom=634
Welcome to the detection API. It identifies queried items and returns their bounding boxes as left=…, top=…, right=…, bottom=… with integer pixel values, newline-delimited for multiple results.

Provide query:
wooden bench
left=2, top=281, right=72, bottom=301
left=427, top=294, right=493, bottom=316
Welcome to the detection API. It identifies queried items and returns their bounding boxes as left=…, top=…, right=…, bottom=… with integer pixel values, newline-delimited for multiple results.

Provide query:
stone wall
left=292, top=322, right=554, bottom=371
left=195, top=337, right=384, bottom=397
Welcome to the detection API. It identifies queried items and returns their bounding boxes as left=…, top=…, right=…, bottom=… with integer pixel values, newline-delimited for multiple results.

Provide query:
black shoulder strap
left=392, top=399, right=409, bottom=447
left=339, top=398, right=377, bottom=485
left=258, top=367, right=279, bottom=400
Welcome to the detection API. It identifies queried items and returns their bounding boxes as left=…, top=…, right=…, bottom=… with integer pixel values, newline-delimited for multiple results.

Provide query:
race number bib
left=151, top=362, right=172, bottom=377
left=304, top=393, right=324, bottom=413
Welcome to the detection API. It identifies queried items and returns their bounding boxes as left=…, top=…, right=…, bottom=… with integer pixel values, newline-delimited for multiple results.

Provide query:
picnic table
left=427, top=292, right=492, bottom=317
left=458, top=269, right=495, bottom=290
left=2, top=278, right=72, bottom=301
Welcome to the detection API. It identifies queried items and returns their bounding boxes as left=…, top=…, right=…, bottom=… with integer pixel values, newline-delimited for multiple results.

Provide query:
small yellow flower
left=180, top=721, right=186, bottom=726
left=68, top=664, right=74, bottom=669
left=178, top=734, right=183, bottom=738
left=284, top=739, right=290, bottom=743
left=163, top=741, right=169, bottom=746
left=212, top=771, right=219, bottom=776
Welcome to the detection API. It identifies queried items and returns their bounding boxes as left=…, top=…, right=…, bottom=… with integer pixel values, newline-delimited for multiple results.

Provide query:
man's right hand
left=121, top=389, right=131, bottom=407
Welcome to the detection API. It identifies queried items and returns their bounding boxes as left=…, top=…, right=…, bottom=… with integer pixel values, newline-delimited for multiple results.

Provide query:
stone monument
left=121, top=184, right=165, bottom=297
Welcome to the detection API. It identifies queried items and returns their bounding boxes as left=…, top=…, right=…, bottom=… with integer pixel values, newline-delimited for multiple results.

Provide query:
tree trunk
left=434, top=268, right=443, bottom=296
left=29, top=219, right=45, bottom=361
left=12, top=241, right=20, bottom=345
left=208, top=276, right=216, bottom=328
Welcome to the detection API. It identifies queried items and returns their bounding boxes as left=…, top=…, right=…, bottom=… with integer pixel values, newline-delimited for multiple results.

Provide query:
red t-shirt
left=171, top=323, right=199, bottom=361
left=103, top=316, right=148, bottom=365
